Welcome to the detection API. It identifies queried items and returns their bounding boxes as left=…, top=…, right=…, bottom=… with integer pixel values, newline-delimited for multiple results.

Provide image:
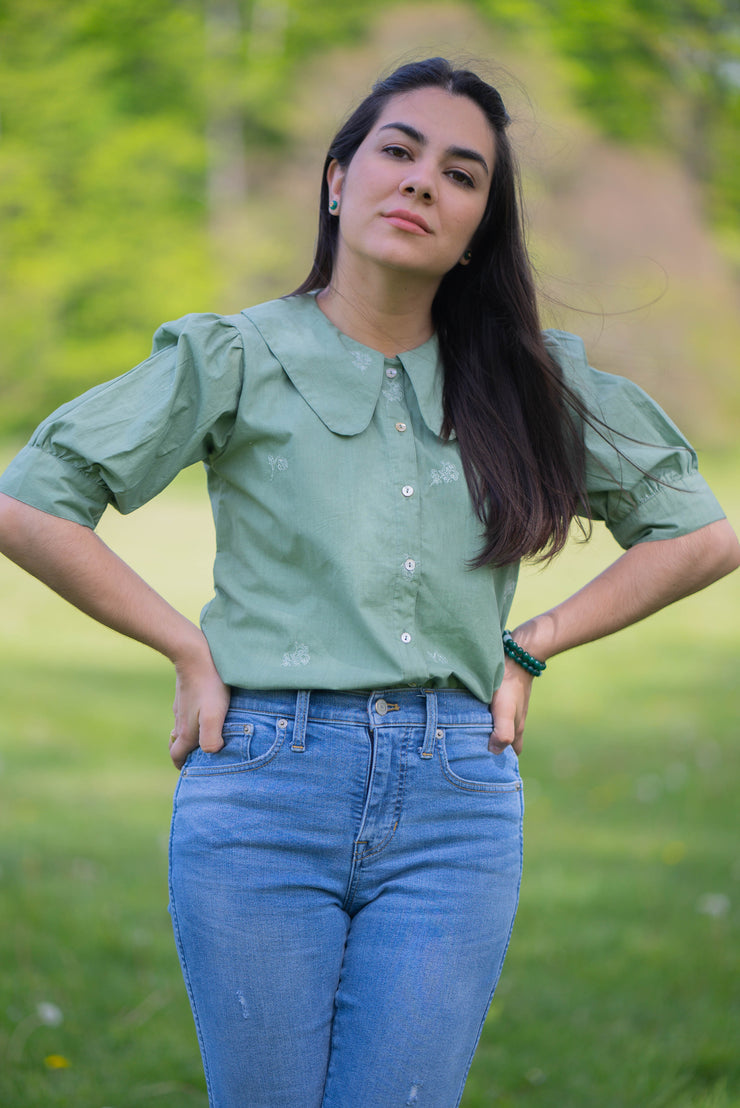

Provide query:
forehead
left=371, top=87, right=495, bottom=159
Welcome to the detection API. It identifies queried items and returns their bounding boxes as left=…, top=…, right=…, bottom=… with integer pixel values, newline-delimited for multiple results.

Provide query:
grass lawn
left=0, top=453, right=738, bottom=1107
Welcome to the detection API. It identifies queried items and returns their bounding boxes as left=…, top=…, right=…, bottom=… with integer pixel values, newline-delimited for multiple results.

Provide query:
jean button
left=375, top=698, right=388, bottom=716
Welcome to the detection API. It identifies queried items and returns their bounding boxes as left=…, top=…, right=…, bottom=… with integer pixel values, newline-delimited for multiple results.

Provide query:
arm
left=489, top=518, right=740, bottom=754
left=0, top=493, right=229, bottom=768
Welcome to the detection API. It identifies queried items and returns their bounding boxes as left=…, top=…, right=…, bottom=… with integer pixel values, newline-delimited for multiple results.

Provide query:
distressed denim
left=168, top=687, right=524, bottom=1108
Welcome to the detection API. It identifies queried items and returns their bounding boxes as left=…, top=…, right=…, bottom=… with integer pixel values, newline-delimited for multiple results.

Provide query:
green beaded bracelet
left=502, top=630, right=547, bottom=677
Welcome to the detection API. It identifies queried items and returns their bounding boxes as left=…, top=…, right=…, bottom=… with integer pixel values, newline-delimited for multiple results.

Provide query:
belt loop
left=291, top=690, right=310, bottom=752
left=420, top=689, right=438, bottom=758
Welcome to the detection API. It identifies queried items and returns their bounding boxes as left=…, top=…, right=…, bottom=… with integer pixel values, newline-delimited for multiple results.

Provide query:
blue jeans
left=168, top=687, right=523, bottom=1108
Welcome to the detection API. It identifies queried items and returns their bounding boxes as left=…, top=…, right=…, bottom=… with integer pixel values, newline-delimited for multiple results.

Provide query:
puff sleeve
left=545, top=330, right=725, bottom=548
left=0, top=314, right=245, bottom=528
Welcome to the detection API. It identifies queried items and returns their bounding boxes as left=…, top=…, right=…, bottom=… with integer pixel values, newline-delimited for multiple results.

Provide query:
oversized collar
left=241, top=293, right=446, bottom=437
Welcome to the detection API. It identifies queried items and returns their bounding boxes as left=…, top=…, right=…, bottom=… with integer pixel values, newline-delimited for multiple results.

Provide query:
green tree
left=1, top=0, right=738, bottom=435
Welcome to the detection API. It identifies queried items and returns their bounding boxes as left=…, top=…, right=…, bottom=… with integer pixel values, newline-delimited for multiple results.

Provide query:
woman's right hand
left=169, top=634, right=231, bottom=770
left=0, top=497, right=233, bottom=771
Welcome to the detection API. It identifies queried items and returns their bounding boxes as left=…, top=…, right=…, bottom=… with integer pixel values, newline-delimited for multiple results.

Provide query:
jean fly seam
left=352, top=730, right=410, bottom=864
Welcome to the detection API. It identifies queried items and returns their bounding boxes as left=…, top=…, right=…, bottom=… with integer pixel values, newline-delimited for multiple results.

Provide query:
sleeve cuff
left=0, top=444, right=110, bottom=529
left=606, top=471, right=726, bottom=548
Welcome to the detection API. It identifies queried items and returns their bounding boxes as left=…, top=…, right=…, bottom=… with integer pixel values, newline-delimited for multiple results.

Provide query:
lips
left=383, top=209, right=432, bottom=235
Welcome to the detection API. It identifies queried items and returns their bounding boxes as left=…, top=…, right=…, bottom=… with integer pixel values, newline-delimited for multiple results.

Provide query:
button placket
left=380, top=357, right=423, bottom=679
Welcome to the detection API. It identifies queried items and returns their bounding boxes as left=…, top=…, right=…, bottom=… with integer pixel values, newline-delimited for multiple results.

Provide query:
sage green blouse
left=0, top=293, right=725, bottom=701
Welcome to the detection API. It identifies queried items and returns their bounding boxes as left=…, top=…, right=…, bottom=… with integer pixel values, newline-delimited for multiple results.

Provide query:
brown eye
left=383, top=145, right=411, bottom=159
left=447, top=169, right=475, bottom=188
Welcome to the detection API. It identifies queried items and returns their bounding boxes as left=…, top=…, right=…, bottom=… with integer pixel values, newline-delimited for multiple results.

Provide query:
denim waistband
left=228, top=687, right=492, bottom=729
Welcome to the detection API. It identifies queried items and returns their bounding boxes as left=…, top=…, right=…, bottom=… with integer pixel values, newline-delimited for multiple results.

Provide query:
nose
left=400, top=168, right=436, bottom=204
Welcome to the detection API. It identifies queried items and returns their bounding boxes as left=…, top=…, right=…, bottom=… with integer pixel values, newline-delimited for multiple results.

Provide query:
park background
left=1, top=0, right=738, bottom=1104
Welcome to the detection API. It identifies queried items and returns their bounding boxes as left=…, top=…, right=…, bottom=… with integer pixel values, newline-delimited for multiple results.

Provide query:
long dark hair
left=293, top=57, right=589, bottom=567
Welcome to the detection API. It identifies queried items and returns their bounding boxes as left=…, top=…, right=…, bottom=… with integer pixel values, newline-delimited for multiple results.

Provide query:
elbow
left=722, top=524, right=740, bottom=575
left=0, top=493, right=22, bottom=555
left=691, top=518, right=740, bottom=585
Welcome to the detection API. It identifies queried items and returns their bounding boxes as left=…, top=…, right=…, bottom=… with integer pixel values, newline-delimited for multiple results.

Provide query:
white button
left=400, top=632, right=412, bottom=644
left=404, top=558, right=416, bottom=572
left=402, top=485, right=414, bottom=497
left=395, top=422, right=407, bottom=432
left=385, top=366, right=398, bottom=378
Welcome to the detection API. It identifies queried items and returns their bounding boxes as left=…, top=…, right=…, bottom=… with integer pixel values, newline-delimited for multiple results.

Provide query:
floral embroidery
left=501, top=580, right=517, bottom=610
left=382, top=381, right=404, bottom=405
left=350, top=350, right=373, bottom=374
left=430, top=461, right=460, bottom=486
left=268, top=454, right=289, bottom=480
left=281, top=642, right=310, bottom=667
left=426, top=650, right=449, bottom=665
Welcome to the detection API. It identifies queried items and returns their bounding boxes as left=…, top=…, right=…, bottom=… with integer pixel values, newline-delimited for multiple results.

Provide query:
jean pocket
left=183, top=711, right=288, bottom=776
left=438, top=726, right=522, bottom=793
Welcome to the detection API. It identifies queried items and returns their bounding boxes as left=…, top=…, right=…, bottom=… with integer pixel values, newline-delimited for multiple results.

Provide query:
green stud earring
left=462, top=249, right=472, bottom=263
left=329, top=200, right=339, bottom=213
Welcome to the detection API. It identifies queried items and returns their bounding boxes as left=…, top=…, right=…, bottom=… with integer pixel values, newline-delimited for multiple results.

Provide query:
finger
left=489, top=716, right=516, bottom=755
left=198, top=709, right=226, bottom=754
left=169, top=734, right=192, bottom=771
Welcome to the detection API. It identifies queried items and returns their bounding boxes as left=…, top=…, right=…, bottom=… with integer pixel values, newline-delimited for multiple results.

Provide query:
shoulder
left=151, top=295, right=314, bottom=356
left=542, top=329, right=590, bottom=384
left=239, top=292, right=321, bottom=348
left=541, top=328, right=647, bottom=415
left=150, top=310, right=247, bottom=357
left=148, top=297, right=309, bottom=363
left=542, top=328, right=587, bottom=361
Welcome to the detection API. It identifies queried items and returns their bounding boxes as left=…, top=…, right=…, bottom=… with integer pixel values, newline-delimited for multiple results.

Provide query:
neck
left=316, top=260, right=438, bottom=356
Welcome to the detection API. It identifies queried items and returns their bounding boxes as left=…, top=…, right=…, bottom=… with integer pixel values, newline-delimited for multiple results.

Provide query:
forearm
left=0, top=492, right=230, bottom=765
left=515, top=518, right=740, bottom=662
left=0, top=493, right=205, bottom=665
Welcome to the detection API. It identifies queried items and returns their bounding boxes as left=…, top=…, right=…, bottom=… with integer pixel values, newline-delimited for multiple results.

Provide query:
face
left=327, top=87, right=495, bottom=286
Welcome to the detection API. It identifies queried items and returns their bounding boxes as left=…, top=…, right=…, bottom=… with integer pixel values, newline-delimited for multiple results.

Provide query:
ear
left=326, top=158, right=346, bottom=208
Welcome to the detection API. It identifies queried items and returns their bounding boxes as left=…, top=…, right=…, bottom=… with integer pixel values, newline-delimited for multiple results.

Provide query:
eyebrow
left=377, top=121, right=490, bottom=175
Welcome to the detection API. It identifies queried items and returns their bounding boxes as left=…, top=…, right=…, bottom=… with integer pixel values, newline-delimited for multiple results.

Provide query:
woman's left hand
left=486, top=519, right=740, bottom=757
left=489, top=655, right=535, bottom=755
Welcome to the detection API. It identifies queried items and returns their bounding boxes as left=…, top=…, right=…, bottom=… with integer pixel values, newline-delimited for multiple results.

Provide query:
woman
left=0, top=58, right=737, bottom=1107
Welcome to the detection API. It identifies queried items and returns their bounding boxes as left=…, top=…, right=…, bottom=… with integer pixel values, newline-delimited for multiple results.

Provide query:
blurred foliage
left=0, top=0, right=738, bottom=435
left=474, top=0, right=740, bottom=227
